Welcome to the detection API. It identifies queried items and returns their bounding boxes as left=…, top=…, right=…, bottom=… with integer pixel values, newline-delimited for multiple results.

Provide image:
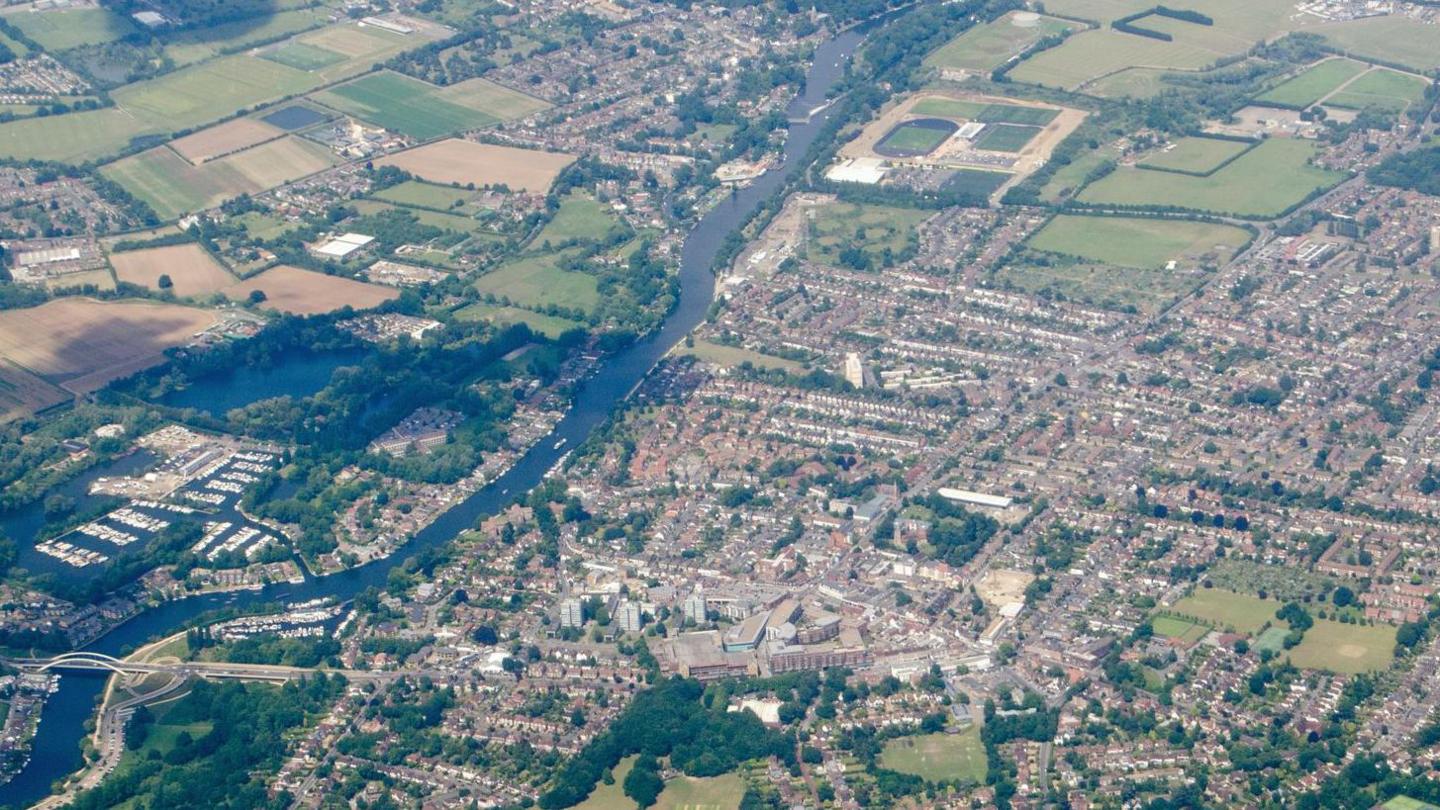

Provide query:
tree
left=624, top=754, right=664, bottom=808
left=1332, top=586, right=1354, bottom=607
left=472, top=625, right=498, bottom=645
left=157, top=273, right=173, bottom=290
left=248, top=289, right=267, bottom=304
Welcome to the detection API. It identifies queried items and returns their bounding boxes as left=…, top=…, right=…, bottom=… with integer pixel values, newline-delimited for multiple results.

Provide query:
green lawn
left=1152, top=615, right=1210, bottom=645
left=7, top=6, right=136, bottom=51
left=1384, top=797, right=1440, bottom=810
left=1326, top=68, right=1430, bottom=113
left=534, top=194, right=623, bottom=246
left=879, top=728, right=987, bottom=784
left=1169, top=589, right=1277, bottom=634
left=924, top=12, right=1075, bottom=72
left=315, top=71, right=500, bottom=140
left=570, top=756, right=746, bottom=810
left=1254, top=58, right=1368, bottom=108
left=974, top=123, right=1039, bottom=152
left=678, top=340, right=801, bottom=371
left=1078, top=138, right=1345, bottom=219
left=1137, top=136, right=1251, bottom=174
left=1287, top=620, right=1396, bottom=674
left=1253, top=626, right=1290, bottom=653
left=263, top=41, right=347, bottom=71
left=373, top=180, right=478, bottom=211
left=1027, top=215, right=1251, bottom=268
left=455, top=303, right=584, bottom=338
left=474, top=250, right=599, bottom=314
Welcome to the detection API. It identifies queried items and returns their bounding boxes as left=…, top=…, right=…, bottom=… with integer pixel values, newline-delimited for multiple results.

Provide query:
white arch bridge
left=5, top=652, right=394, bottom=683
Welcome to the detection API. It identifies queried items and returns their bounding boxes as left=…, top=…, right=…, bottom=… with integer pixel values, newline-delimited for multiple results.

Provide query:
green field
left=944, top=169, right=1010, bottom=198
left=534, top=194, right=623, bottom=246
left=1287, top=620, right=1396, bottom=674
left=1027, top=215, right=1250, bottom=269
left=1255, top=58, right=1367, bottom=108
left=809, top=201, right=928, bottom=267
left=455, top=303, right=583, bottom=338
left=1169, top=589, right=1277, bottom=634
left=1152, top=615, right=1210, bottom=645
left=910, top=98, right=987, bottom=119
left=879, top=728, right=986, bottom=784
left=1088, top=67, right=1176, bottom=99
left=924, top=12, right=1075, bottom=73
left=263, top=41, right=347, bottom=70
left=570, top=756, right=746, bottom=810
left=910, top=98, right=1060, bottom=126
left=1137, top=137, right=1251, bottom=174
left=1326, top=68, right=1430, bottom=112
left=1384, top=797, right=1440, bottom=810
left=1009, top=28, right=1226, bottom=90
left=474, top=250, right=599, bottom=314
left=1315, top=15, right=1440, bottom=71
left=7, top=6, right=135, bottom=51
left=679, top=340, right=802, bottom=371
left=317, top=71, right=507, bottom=140
left=1253, top=626, right=1290, bottom=653
left=974, top=123, right=1039, bottom=152
left=1078, top=138, right=1344, bottom=219
left=878, top=121, right=954, bottom=154
left=353, top=199, right=501, bottom=239
left=164, top=9, right=327, bottom=66
left=373, top=180, right=478, bottom=211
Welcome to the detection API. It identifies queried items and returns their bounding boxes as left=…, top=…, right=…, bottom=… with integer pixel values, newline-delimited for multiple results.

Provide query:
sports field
left=924, top=12, right=1075, bottom=73
left=1254, top=58, right=1367, bottom=109
left=875, top=119, right=956, bottom=157
left=974, top=123, right=1039, bottom=153
left=102, top=136, right=337, bottom=221
left=1027, top=215, right=1250, bottom=269
left=1152, top=615, right=1210, bottom=645
left=376, top=139, right=575, bottom=193
left=6, top=6, right=135, bottom=51
left=1169, top=589, right=1276, bottom=634
left=535, top=194, right=622, bottom=246
left=110, top=244, right=236, bottom=297
left=169, top=118, right=285, bottom=164
left=264, top=41, right=347, bottom=71
left=455, top=303, right=584, bottom=339
left=474, top=251, right=600, bottom=314
left=315, top=72, right=527, bottom=140
left=809, top=201, right=928, bottom=266
left=1078, top=138, right=1344, bottom=218
left=879, top=728, right=987, bottom=784
left=1287, top=620, right=1396, bottom=674
left=225, top=265, right=399, bottom=315
left=1137, top=137, right=1251, bottom=174
left=0, top=297, right=218, bottom=397
left=944, top=169, right=1010, bottom=198
left=1327, top=68, right=1430, bottom=113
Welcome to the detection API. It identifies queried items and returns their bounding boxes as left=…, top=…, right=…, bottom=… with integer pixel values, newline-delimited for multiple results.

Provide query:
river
left=5, top=19, right=876, bottom=806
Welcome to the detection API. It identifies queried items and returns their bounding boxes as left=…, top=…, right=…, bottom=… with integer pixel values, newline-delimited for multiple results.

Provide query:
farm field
left=376, top=139, right=575, bottom=193
left=1169, top=588, right=1277, bottom=634
left=1152, top=615, right=1210, bottom=645
left=1138, top=136, right=1251, bottom=174
left=110, top=244, right=236, bottom=297
left=169, top=118, right=285, bottom=164
left=455, top=303, right=584, bottom=339
left=0, top=359, right=69, bottom=423
left=1027, top=215, right=1250, bottom=268
left=314, top=72, right=504, bottom=140
left=1008, top=28, right=1224, bottom=90
left=113, top=55, right=318, bottom=133
left=534, top=194, right=623, bottom=246
left=473, top=251, right=599, bottom=314
left=225, top=265, right=399, bottom=315
left=1077, top=138, right=1344, bottom=218
left=1313, top=15, right=1440, bottom=71
left=924, top=12, right=1075, bottom=73
left=0, top=298, right=219, bottom=397
left=678, top=340, right=803, bottom=371
left=879, top=727, right=987, bottom=784
left=808, top=201, right=928, bottom=266
left=5, top=6, right=136, bottom=51
left=1254, top=58, right=1367, bottom=109
left=1327, top=68, right=1430, bottom=112
left=973, top=123, right=1039, bottom=152
left=1287, top=620, right=1396, bottom=674
left=102, top=136, right=337, bottom=221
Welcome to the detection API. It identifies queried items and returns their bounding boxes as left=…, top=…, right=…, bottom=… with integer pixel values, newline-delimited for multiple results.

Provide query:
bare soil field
left=224, top=265, right=398, bottom=315
left=376, top=139, right=574, bottom=193
left=0, top=298, right=219, bottom=398
left=975, top=569, right=1034, bottom=608
left=170, top=118, right=284, bottom=164
left=0, top=360, right=70, bottom=422
left=110, top=244, right=236, bottom=297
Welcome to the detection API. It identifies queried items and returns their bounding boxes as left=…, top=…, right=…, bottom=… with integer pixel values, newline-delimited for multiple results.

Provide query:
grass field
left=1327, top=68, right=1430, bottom=112
left=910, top=98, right=987, bottom=119
left=0, top=298, right=218, bottom=398
left=1008, top=28, right=1225, bottom=90
left=974, top=123, right=1040, bottom=152
left=1137, top=137, right=1252, bottom=174
left=879, top=728, right=986, bottom=784
left=876, top=120, right=954, bottom=155
left=110, top=244, right=236, bottom=297
left=1253, top=626, right=1290, bottom=653
left=225, top=265, right=399, bottom=315
left=678, top=340, right=802, bottom=371
left=164, top=9, right=327, bottom=66
left=474, top=251, right=600, bottom=314
left=1384, top=797, right=1440, bottom=810
left=925, top=12, right=1075, bottom=73
left=1287, top=620, right=1396, bottom=674
left=1088, top=67, right=1175, bottom=99
left=316, top=71, right=512, bottom=140
left=571, top=757, right=745, bottom=810
left=1078, top=138, right=1344, bottom=218
left=1169, top=589, right=1277, bottom=634
left=1027, top=215, right=1250, bottom=268
left=944, top=169, right=1010, bottom=198
left=1152, top=614, right=1210, bottom=645
left=103, top=136, right=336, bottom=220
left=373, top=180, right=478, bottom=211
left=232, top=212, right=302, bottom=241
left=809, top=201, right=928, bottom=266
left=534, top=194, right=623, bottom=246
left=114, top=55, right=318, bottom=133
left=439, top=77, right=550, bottom=119
left=6, top=6, right=136, bottom=51
left=169, top=118, right=285, bottom=164
left=1254, top=58, right=1367, bottom=108
left=1314, top=15, right=1440, bottom=71
left=455, top=303, right=584, bottom=338
left=908, top=99, right=1059, bottom=126
left=264, top=41, right=347, bottom=70
left=352, top=200, right=503, bottom=240
left=376, top=139, right=574, bottom=193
